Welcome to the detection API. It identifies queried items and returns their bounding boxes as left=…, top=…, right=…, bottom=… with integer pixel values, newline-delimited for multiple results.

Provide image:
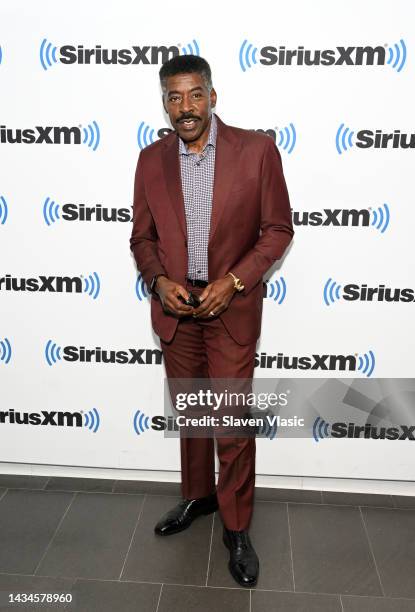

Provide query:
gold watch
left=227, top=272, right=245, bottom=292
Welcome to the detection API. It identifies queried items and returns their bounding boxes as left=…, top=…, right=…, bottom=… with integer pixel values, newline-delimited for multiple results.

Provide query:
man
left=129, top=54, right=293, bottom=587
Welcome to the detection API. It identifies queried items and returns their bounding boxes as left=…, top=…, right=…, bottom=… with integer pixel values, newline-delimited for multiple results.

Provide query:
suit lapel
left=160, top=114, right=240, bottom=244
left=209, top=115, right=241, bottom=244
left=161, top=135, right=187, bottom=239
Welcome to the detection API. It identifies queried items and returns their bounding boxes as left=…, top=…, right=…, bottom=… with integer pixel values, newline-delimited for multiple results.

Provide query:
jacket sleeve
left=129, top=152, right=167, bottom=288
left=230, top=137, right=294, bottom=294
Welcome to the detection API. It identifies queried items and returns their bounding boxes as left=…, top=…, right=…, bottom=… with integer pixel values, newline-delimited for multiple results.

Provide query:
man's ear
left=210, top=87, right=217, bottom=109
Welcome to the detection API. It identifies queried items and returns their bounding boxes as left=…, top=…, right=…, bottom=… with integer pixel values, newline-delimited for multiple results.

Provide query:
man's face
left=162, top=72, right=217, bottom=144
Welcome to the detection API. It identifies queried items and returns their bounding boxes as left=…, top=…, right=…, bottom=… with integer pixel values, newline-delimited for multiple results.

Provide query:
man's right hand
left=155, top=276, right=193, bottom=317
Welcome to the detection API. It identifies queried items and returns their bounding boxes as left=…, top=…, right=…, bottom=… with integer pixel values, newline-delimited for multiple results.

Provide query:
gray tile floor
left=0, top=475, right=414, bottom=611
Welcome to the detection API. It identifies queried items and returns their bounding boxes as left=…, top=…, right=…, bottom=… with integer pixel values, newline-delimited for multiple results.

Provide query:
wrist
left=226, top=271, right=245, bottom=293
left=225, top=275, right=237, bottom=293
left=150, top=274, right=167, bottom=295
left=154, top=275, right=167, bottom=293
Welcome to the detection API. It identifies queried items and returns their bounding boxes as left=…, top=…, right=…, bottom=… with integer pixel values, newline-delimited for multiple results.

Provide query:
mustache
left=177, top=114, right=200, bottom=123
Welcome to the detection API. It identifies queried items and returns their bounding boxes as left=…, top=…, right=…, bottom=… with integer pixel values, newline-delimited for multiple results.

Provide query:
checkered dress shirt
left=178, top=112, right=217, bottom=282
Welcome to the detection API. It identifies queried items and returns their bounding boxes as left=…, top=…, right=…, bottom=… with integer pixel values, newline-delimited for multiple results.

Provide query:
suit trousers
left=160, top=285, right=257, bottom=531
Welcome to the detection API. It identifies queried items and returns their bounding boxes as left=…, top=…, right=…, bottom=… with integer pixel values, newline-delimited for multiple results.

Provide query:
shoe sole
left=222, top=532, right=258, bottom=588
left=155, top=503, right=218, bottom=536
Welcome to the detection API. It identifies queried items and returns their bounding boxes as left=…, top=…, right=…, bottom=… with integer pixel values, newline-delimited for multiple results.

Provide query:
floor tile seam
left=358, top=506, right=385, bottom=597
left=155, top=583, right=163, bottom=612
left=256, top=499, right=396, bottom=510
left=341, top=593, right=415, bottom=601
left=286, top=502, right=296, bottom=592
left=3, top=573, right=415, bottom=600
left=33, top=491, right=78, bottom=576
left=43, top=488, right=140, bottom=496
left=1, top=487, right=405, bottom=509
left=118, top=493, right=148, bottom=581
left=205, top=511, right=215, bottom=586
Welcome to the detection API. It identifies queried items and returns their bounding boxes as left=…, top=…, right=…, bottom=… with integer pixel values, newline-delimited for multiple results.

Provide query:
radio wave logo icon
left=137, top=121, right=156, bottom=150
left=335, top=123, right=355, bottom=154
left=257, top=414, right=278, bottom=440
left=386, top=39, right=407, bottom=72
left=83, top=272, right=101, bottom=299
left=135, top=273, right=149, bottom=302
left=0, top=195, right=8, bottom=225
left=82, top=121, right=100, bottom=151
left=180, top=39, right=200, bottom=56
left=239, top=40, right=258, bottom=72
left=277, top=124, right=297, bottom=154
left=84, top=407, right=100, bottom=433
left=313, top=416, right=331, bottom=442
left=45, top=339, right=62, bottom=366
left=264, top=276, right=287, bottom=304
left=133, top=409, right=151, bottom=435
left=323, top=278, right=342, bottom=306
left=39, top=38, right=58, bottom=71
left=43, top=196, right=60, bottom=225
left=371, top=203, right=390, bottom=233
left=0, top=337, right=12, bottom=365
left=357, top=350, right=375, bottom=377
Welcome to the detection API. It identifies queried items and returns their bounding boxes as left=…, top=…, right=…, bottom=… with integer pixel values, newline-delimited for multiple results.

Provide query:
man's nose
left=179, top=94, right=194, bottom=114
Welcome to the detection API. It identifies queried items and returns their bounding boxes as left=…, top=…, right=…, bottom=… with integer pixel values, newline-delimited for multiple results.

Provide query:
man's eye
left=169, top=97, right=180, bottom=103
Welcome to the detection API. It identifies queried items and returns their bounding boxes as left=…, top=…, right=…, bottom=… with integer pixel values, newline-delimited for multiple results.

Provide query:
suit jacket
left=130, top=114, right=294, bottom=345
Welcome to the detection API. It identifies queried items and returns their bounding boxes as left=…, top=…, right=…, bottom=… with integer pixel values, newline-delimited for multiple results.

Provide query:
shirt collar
left=178, top=112, right=217, bottom=155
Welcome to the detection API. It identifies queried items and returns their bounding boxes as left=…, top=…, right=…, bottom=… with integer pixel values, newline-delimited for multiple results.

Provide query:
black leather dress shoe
left=223, top=527, right=259, bottom=587
left=154, top=493, right=218, bottom=536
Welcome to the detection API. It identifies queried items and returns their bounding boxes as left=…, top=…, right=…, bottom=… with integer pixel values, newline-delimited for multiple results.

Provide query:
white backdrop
left=1, top=0, right=414, bottom=481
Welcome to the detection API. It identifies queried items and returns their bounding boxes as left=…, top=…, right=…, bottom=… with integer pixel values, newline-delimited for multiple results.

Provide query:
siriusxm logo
left=324, top=279, right=415, bottom=305
left=257, top=125, right=296, bottom=154
left=336, top=124, right=415, bottom=153
left=134, top=410, right=177, bottom=434
left=239, top=39, right=407, bottom=72
left=137, top=122, right=173, bottom=148
left=137, top=121, right=297, bottom=152
left=0, top=337, right=12, bottom=365
left=255, top=350, right=375, bottom=377
left=43, top=198, right=132, bottom=225
left=40, top=39, right=200, bottom=70
left=136, top=274, right=149, bottom=302
left=45, top=341, right=162, bottom=366
left=292, top=203, right=390, bottom=232
left=0, top=122, right=100, bottom=150
left=0, top=195, right=8, bottom=225
left=0, top=273, right=100, bottom=299
left=263, top=277, right=286, bottom=304
left=313, top=417, right=415, bottom=442
left=0, top=408, right=100, bottom=432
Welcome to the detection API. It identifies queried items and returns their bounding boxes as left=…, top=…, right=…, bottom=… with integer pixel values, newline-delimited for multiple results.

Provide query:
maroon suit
left=130, top=114, right=293, bottom=529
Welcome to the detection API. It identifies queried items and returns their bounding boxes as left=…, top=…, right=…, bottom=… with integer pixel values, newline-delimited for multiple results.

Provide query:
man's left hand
left=192, top=275, right=236, bottom=318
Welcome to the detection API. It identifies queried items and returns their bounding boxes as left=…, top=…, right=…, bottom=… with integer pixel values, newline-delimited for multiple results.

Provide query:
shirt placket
left=193, top=152, right=206, bottom=279
left=188, top=153, right=199, bottom=279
